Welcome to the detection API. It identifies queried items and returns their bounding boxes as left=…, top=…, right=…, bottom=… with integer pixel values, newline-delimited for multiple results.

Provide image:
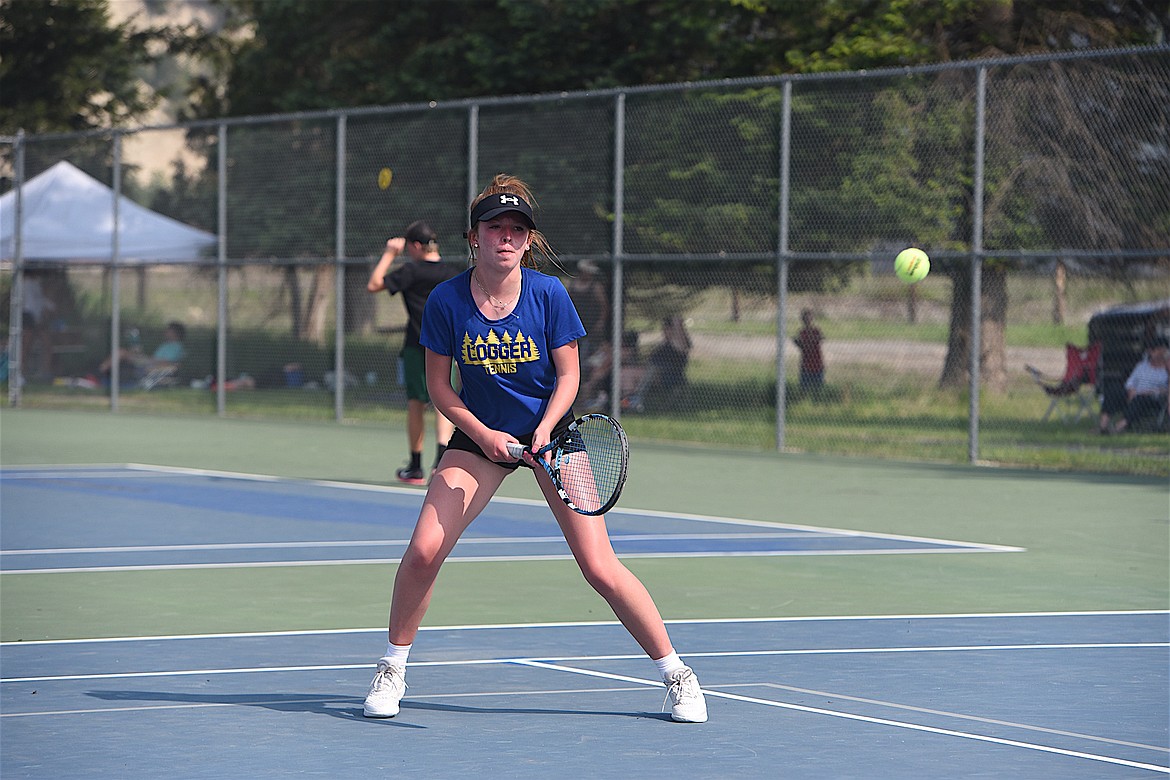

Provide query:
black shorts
left=1100, top=379, right=1126, bottom=415
left=445, top=413, right=575, bottom=472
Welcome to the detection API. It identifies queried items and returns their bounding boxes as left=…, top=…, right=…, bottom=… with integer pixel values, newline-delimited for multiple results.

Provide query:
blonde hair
left=468, top=174, right=555, bottom=270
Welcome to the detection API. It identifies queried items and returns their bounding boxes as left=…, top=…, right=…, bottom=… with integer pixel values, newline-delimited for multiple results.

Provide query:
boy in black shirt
left=368, top=221, right=462, bottom=483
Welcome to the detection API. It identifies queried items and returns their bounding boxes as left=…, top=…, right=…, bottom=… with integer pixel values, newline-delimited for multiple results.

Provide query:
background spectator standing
left=367, top=220, right=461, bottom=484
left=794, top=308, right=824, bottom=395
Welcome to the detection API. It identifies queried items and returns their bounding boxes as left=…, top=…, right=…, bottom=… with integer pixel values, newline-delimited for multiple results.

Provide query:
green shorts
left=400, top=344, right=429, bottom=402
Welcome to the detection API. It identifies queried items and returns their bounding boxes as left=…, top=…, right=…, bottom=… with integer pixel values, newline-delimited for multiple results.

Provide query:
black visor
left=469, top=193, right=535, bottom=229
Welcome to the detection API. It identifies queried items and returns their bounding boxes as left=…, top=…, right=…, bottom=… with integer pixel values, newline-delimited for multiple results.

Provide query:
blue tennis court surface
left=2, top=613, right=1166, bottom=777
left=0, top=464, right=1020, bottom=573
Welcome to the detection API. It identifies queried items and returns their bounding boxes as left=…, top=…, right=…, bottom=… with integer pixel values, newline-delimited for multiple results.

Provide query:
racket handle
left=506, top=442, right=525, bottom=459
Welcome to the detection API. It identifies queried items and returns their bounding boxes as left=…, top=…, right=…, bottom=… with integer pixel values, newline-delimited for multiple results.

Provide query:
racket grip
left=506, top=442, right=525, bottom=459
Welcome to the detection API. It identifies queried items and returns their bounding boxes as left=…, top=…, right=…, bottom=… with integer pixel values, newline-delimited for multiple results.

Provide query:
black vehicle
left=1088, top=299, right=1170, bottom=428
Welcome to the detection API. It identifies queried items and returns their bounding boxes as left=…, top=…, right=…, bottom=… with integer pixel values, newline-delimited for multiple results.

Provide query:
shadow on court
left=84, top=688, right=666, bottom=724
left=84, top=689, right=412, bottom=726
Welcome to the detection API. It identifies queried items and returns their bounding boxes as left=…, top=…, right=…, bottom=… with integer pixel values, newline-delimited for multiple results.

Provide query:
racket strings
left=558, top=417, right=626, bottom=514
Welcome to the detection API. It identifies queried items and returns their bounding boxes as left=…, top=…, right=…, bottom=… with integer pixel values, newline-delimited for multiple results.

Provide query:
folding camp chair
left=138, top=363, right=180, bottom=390
left=1025, top=342, right=1102, bottom=423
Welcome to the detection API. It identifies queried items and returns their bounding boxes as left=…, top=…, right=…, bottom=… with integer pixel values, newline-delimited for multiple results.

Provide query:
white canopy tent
left=1, top=160, right=216, bottom=264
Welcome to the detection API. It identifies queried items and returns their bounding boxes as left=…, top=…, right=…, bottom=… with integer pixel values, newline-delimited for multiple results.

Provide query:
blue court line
left=0, top=464, right=1023, bottom=573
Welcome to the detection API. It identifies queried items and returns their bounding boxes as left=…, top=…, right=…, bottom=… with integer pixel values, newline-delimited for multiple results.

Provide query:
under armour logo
left=500, top=195, right=520, bottom=205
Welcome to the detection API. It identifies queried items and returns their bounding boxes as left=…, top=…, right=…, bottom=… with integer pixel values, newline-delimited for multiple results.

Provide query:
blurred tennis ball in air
left=894, top=247, right=930, bottom=284
left=378, top=167, right=393, bottom=190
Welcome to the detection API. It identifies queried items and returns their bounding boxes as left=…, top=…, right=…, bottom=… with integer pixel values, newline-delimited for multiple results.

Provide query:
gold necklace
left=473, top=270, right=517, bottom=311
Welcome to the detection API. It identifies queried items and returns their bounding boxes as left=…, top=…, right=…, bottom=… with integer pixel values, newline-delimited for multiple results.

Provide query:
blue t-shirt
left=420, top=267, right=586, bottom=436
left=152, top=341, right=185, bottom=363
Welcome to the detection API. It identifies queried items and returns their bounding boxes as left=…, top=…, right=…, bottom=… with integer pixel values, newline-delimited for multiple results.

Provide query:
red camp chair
left=1025, top=342, right=1102, bottom=423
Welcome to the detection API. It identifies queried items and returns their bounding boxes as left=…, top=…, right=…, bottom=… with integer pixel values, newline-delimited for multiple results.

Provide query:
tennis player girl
left=364, top=174, right=708, bottom=723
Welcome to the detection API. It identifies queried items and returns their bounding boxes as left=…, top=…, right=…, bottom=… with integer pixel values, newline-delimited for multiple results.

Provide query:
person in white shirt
left=1110, top=337, right=1169, bottom=434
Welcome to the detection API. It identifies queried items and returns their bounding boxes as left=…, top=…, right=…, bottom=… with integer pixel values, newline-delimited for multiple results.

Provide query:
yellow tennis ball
left=895, top=247, right=930, bottom=284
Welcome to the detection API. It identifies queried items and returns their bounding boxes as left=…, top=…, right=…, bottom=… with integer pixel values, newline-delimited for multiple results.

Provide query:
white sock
left=653, top=650, right=685, bottom=680
left=380, top=642, right=411, bottom=668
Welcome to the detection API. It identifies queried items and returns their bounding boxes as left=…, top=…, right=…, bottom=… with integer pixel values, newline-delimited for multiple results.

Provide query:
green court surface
left=1, top=407, right=1166, bottom=642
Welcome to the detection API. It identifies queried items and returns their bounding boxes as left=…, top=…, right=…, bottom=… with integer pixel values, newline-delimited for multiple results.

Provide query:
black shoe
left=395, top=466, right=425, bottom=485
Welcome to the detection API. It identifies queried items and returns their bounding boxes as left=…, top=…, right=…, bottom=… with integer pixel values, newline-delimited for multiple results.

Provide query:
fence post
left=467, top=104, right=479, bottom=206
left=334, top=114, right=347, bottom=422
left=110, top=133, right=123, bottom=411
left=216, top=123, right=228, bottom=416
left=610, top=92, right=626, bottom=420
left=776, top=80, right=793, bottom=452
left=7, top=131, right=25, bottom=407
left=968, top=66, right=988, bottom=463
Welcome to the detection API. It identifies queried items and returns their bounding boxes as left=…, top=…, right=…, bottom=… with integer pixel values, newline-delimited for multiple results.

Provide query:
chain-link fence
left=3, top=47, right=1168, bottom=475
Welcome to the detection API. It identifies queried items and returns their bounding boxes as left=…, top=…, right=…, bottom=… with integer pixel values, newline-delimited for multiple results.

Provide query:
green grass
left=16, top=334, right=1170, bottom=477
left=16, top=350, right=1167, bottom=476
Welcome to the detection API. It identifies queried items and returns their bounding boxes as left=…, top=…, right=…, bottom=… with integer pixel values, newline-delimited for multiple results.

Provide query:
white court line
left=515, top=660, right=1170, bottom=774
left=0, top=546, right=1017, bottom=575
left=127, top=463, right=1024, bottom=552
left=4, top=641, right=1165, bottom=684
left=4, top=660, right=1167, bottom=775
left=3, top=609, right=1165, bottom=647
left=751, top=681, right=1168, bottom=753
left=10, top=681, right=1163, bottom=754
left=0, top=467, right=172, bottom=480
left=681, top=641, right=1170, bottom=657
left=4, top=629, right=1166, bottom=770
left=0, top=532, right=827, bottom=556
left=2, top=463, right=1026, bottom=554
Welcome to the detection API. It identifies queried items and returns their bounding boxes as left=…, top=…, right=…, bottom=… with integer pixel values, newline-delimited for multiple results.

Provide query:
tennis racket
left=506, top=413, right=629, bottom=516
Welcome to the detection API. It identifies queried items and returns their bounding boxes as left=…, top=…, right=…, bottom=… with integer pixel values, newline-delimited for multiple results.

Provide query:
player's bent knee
left=578, top=561, right=625, bottom=599
left=399, top=544, right=445, bottom=577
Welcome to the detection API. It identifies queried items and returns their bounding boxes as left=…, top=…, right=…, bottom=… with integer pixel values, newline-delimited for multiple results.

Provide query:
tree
left=193, top=0, right=807, bottom=117
left=950, top=49, right=1170, bottom=392
left=771, top=0, right=1169, bottom=391
left=176, top=0, right=1167, bottom=367
left=0, top=0, right=171, bottom=134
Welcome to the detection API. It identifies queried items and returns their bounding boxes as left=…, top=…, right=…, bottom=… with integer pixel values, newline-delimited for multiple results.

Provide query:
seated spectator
left=1107, top=337, right=1169, bottom=434
left=581, top=331, right=642, bottom=410
left=627, top=318, right=687, bottom=413
left=99, top=321, right=187, bottom=385
left=579, top=340, right=614, bottom=408
left=581, top=318, right=693, bottom=412
left=0, top=335, right=9, bottom=385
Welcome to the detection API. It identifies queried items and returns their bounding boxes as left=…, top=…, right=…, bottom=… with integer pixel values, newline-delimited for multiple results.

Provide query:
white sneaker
left=363, top=661, right=407, bottom=718
left=663, top=666, right=708, bottom=723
